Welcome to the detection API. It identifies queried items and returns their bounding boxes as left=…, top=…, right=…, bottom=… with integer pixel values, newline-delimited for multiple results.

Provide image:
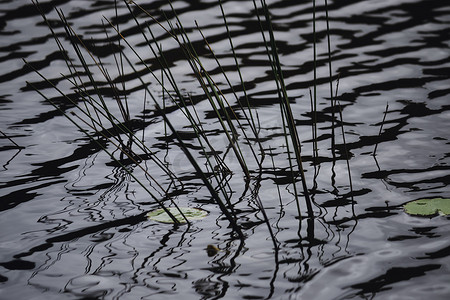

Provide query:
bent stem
left=257, top=0, right=313, bottom=219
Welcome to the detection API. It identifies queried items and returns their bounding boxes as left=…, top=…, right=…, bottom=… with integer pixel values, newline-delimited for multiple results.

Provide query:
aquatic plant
left=403, top=198, right=450, bottom=217
left=26, top=0, right=353, bottom=245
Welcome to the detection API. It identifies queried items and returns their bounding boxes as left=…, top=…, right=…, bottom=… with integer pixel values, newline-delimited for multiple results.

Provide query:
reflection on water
left=1, top=0, right=449, bottom=299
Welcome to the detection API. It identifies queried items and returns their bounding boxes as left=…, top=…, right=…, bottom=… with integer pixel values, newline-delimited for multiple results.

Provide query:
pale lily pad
left=147, top=207, right=208, bottom=224
left=403, top=198, right=450, bottom=217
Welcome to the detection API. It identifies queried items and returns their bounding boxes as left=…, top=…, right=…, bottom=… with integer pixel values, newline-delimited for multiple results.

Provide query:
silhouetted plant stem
left=373, top=102, right=389, bottom=156
left=337, top=102, right=355, bottom=211
left=0, top=130, right=23, bottom=149
left=26, top=79, right=184, bottom=225
left=259, top=0, right=313, bottom=219
left=324, top=0, right=336, bottom=155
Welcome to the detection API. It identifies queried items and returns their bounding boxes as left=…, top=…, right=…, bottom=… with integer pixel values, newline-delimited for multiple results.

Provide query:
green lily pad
left=403, top=198, right=450, bottom=217
left=147, top=207, right=208, bottom=224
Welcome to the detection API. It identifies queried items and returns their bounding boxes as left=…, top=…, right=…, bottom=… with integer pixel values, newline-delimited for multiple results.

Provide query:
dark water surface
left=1, top=0, right=449, bottom=299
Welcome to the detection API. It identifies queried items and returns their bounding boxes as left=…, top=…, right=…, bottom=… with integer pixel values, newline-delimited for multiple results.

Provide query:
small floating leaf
left=147, top=207, right=208, bottom=224
left=403, top=198, right=450, bottom=217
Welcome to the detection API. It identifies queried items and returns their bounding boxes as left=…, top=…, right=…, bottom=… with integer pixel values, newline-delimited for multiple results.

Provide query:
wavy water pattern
left=1, top=0, right=449, bottom=299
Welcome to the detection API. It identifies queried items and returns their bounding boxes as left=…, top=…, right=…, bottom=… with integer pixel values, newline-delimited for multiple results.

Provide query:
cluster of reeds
left=26, top=0, right=353, bottom=245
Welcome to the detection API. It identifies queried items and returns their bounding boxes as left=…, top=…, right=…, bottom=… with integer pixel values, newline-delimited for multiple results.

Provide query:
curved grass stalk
left=125, top=1, right=252, bottom=178
left=23, top=9, right=182, bottom=190
left=217, top=0, right=264, bottom=155
left=26, top=79, right=185, bottom=225
left=104, top=4, right=245, bottom=239
left=104, top=20, right=234, bottom=204
left=167, top=9, right=252, bottom=178
left=117, top=8, right=238, bottom=202
left=195, top=22, right=265, bottom=168
left=109, top=7, right=224, bottom=165
left=255, top=0, right=313, bottom=219
left=31, top=0, right=345, bottom=242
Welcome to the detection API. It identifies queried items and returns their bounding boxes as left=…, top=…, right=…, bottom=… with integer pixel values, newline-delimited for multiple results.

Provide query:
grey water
left=1, top=0, right=449, bottom=299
